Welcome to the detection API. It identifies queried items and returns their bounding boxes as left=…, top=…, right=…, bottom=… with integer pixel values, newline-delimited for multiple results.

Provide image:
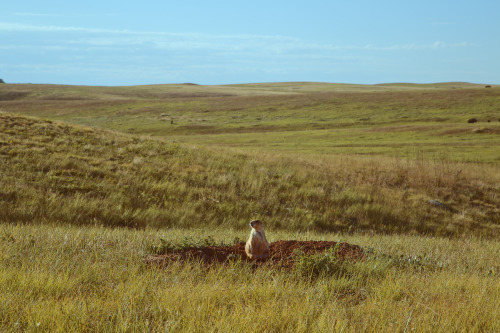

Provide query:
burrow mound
left=145, top=240, right=364, bottom=269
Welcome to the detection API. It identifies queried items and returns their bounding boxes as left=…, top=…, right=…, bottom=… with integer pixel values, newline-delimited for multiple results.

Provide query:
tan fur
left=245, top=220, right=270, bottom=260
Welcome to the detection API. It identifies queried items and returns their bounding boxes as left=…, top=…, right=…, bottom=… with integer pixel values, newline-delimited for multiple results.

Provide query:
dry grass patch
left=1, top=112, right=499, bottom=236
left=0, top=224, right=498, bottom=332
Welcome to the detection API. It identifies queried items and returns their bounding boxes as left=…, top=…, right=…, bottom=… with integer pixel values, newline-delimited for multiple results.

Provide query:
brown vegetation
left=145, top=240, right=364, bottom=268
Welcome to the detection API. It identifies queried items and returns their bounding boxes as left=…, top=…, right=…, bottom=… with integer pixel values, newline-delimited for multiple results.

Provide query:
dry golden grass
left=0, top=224, right=498, bottom=332
left=0, top=82, right=499, bottom=331
left=1, top=112, right=498, bottom=236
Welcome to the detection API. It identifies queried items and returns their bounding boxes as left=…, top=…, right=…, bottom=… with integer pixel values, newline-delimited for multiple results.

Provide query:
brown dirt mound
left=145, top=240, right=364, bottom=269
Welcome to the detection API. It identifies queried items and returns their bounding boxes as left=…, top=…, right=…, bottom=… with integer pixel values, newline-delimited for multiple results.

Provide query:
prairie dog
left=245, top=220, right=270, bottom=260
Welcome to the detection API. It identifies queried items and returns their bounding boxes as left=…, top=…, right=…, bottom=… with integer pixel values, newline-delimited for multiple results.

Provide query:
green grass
left=0, top=82, right=499, bottom=331
left=1, top=82, right=499, bottom=162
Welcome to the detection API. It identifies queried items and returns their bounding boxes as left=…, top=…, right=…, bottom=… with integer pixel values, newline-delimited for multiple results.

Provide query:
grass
left=1, top=82, right=499, bottom=162
left=1, top=112, right=499, bottom=236
left=0, top=82, right=499, bottom=331
left=0, top=224, right=498, bottom=332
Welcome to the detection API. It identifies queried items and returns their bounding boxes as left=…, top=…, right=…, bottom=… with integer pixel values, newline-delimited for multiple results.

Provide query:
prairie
left=1, top=82, right=499, bottom=161
left=0, top=82, right=499, bottom=331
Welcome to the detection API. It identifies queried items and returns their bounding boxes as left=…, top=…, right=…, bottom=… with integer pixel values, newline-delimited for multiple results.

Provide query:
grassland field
left=0, top=82, right=499, bottom=331
left=2, top=82, right=500, bottom=161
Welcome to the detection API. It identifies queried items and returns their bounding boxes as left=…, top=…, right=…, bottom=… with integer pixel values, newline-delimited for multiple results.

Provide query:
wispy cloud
left=361, top=41, right=469, bottom=51
left=0, top=21, right=478, bottom=85
left=12, top=12, right=61, bottom=17
left=0, top=21, right=470, bottom=54
left=0, top=22, right=293, bottom=41
left=0, top=22, right=129, bottom=33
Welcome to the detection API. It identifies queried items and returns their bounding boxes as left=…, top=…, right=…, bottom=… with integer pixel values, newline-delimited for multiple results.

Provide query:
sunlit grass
left=1, top=112, right=499, bottom=236
left=171, top=124, right=500, bottom=162
left=0, top=224, right=498, bottom=332
left=2, top=83, right=499, bottom=162
left=0, top=82, right=499, bottom=331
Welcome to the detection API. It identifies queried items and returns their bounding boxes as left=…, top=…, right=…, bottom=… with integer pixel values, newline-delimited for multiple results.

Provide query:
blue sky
left=1, top=0, right=499, bottom=86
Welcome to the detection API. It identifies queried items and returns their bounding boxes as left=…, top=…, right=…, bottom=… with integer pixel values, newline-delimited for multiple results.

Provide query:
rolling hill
left=1, top=82, right=499, bottom=162
left=1, top=111, right=498, bottom=236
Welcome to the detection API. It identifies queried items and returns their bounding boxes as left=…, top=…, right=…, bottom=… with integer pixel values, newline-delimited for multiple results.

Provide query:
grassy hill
left=1, top=111, right=498, bottom=236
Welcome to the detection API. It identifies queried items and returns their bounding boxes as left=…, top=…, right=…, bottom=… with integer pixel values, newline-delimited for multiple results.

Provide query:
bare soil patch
left=145, top=240, right=364, bottom=269
left=440, top=126, right=500, bottom=136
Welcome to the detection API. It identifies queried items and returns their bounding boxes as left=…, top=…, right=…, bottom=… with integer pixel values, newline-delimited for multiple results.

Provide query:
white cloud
left=0, top=21, right=470, bottom=55
left=0, top=22, right=292, bottom=41
left=356, top=41, right=469, bottom=51
left=0, top=22, right=128, bottom=34
left=12, top=12, right=61, bottom=17
left=0, top=21, right=479, bottom=85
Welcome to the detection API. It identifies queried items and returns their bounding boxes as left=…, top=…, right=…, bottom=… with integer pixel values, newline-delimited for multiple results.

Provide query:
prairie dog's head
left=249, top=220, right=264, bottom=231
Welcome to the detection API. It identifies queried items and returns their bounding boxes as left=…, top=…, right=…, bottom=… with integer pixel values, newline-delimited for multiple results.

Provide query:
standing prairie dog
left=245, top=220, right=270, bottom=260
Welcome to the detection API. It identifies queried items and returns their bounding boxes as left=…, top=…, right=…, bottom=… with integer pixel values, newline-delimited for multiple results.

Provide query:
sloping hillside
left=1, top=112, right=498, bottom=236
